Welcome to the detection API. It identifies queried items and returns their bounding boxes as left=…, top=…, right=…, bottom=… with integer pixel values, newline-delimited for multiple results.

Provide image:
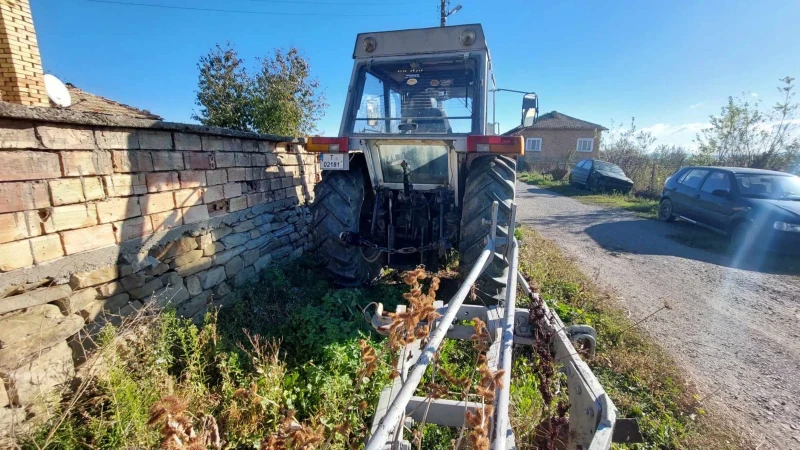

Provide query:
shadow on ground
left=524, top=203, right=800, bottom=276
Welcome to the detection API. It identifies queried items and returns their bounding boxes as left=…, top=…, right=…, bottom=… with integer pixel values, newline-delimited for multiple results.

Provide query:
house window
left=576, top=138, right=594, bottom=152
left=525, top=138, right=542, bottom=152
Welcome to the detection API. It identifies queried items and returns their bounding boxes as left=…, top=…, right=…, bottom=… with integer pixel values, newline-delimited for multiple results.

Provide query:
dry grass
left=517, top=226, right=755, bottom=449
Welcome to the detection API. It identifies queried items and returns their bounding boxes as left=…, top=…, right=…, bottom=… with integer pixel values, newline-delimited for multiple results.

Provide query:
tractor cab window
left=348, top=56, right=479, bottom=135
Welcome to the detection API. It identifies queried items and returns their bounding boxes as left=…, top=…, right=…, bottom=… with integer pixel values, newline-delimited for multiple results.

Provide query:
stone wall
left=0, top=103, right=319, bottom=440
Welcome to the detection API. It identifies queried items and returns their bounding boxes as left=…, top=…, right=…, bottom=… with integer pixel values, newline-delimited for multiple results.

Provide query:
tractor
left=306, top=25, right=631, bottom=449
left=307, top=24, right=538, bottom=301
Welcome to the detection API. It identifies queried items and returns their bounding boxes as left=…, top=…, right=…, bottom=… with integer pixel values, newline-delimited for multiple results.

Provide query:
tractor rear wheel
left=458, top=155, right=516, bottom=303
left=311, top=168, right=382, bottom=286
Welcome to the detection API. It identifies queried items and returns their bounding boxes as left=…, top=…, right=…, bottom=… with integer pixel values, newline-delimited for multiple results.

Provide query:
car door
left=694, top=170, right=735, bottom=230
left=570, top=160, right=586, bottom=184
left=578, top=160, right=593, bottom=185
left=672, top=168, right=711, bottom=220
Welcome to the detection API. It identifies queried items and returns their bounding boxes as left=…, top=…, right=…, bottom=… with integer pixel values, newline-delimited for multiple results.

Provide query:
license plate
left=321, top=153, right=348, bottom=170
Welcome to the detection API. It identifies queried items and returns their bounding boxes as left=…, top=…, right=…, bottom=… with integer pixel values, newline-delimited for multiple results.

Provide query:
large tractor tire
left=458, top=155, right=516, bottom=303
left=311, top=169, right=382, bottom=286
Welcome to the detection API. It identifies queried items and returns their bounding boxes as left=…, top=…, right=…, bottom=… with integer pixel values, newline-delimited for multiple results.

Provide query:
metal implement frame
left=366, top=201, right=616, bottom=450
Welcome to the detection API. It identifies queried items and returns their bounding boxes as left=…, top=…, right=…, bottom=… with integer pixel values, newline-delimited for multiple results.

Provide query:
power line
left=83, top=0, right=418, bottom=17
left=236, top=0, right=421, bottom=5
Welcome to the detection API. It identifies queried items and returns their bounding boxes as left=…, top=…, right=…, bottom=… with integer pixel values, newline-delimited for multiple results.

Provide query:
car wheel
left=729, top=223, right=755, bottom=254
left=658, top=199, right=675, bottom=222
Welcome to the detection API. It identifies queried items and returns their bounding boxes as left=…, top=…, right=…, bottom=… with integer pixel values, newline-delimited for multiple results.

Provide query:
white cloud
left=689, top=102, right=703, bottom=109
left=751, top=92, right=759, bottom=97
left=641, top=122, right=709, bottom=138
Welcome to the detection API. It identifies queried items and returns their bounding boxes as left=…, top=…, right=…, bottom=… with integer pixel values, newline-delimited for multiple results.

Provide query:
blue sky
left=31, top=0, right=800, bottom=148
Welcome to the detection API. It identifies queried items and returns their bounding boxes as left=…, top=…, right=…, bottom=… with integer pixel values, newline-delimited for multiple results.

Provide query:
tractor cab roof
left=353, top=24, right=488, bottom=59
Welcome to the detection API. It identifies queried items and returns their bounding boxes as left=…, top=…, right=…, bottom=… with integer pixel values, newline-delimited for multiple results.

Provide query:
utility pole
left=439, top=0, right=461, bottom=26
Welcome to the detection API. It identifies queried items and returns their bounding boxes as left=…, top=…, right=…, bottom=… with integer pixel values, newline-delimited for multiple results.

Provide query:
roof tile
left=504, top=111, right=607, bottom=135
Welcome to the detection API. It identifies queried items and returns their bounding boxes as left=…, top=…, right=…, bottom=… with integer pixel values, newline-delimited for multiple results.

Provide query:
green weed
left=519, top=171, right=660, bottom=219
left=518, top=227, right=748, bottom=449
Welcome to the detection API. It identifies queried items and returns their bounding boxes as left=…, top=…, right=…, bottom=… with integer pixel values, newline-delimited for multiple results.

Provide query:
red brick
left=30, top=234, right=63, bottom=263
left=227, top=168, right=246, bottom=182
left=61, top=224, right=116, bottom=254
left=48, top=177, right=103, bottom=206
left=112, top=216, right=152, bottom=242
left=184, top=152, right=215, bottom=170
left=95, top=130, right=139, bottom=150
left=204, top=185, right=224, bottom=203
left=229, top=196, right=247, bottom=212
left=60, top=150, right=113, bottom=176
left=252, top=154, right=266, bottom=166
left=235, top=153, right=252, bottom=166
left=138, top=131, right=173, bottom=150
left=223, top=182, right=242, bottom=199
left=141, top=192, right=174, bottom=215
left=215, top=152, right=234, bottom=168
left=179, top=170, right=206, bottom=188
left=181, top=205, right=209, bottom=224
left=246, top=192, right=267, bottom=207
left=0, top=120, right=38, bottom=149
left=223, top=138, right=243, bottom=152
left=0, top=181, right=50, bottom=213
left=151, top=151, right=185, bottom=171
left=103, top=174, right=147, bottom=197
left=96, top=197, right=141, bottom=223
left=146, top=172, right=180, bottom=193
left=149, top=210, right=183, bottom=232
left=174, top=188, right=204, bottom=207
left=37, top=125, right=94, bottom=149
left=0, top=239, right=33, bottom=271
left=0, top=212, right=29, bottom=243
left=0, top=151, right=60, bottom=181
left=201, top=136, right=225, bottom=151
left=174, top=133, right=202, bottom=151
left=112, top=150, right=153, bottom=172
left=42, top=204, right=98, bottom=232
left=205, top=169, right=227, bottom=186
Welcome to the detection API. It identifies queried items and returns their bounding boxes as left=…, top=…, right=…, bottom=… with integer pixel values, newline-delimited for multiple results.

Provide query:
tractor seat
left=403, top=108, right=452, bottom=134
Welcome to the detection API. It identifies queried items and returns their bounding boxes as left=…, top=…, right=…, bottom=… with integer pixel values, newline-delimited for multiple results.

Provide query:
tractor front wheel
left=311, top=169, right=382, bottom=286
left=458, top=155, right=517, bottom=303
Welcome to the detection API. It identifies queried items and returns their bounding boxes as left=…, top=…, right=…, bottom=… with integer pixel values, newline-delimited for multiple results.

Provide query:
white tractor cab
left=307, top=24, right=538, bottom=300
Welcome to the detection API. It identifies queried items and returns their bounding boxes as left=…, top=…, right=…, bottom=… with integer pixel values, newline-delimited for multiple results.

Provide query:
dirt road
left=515, top=183, right=800, bottom=449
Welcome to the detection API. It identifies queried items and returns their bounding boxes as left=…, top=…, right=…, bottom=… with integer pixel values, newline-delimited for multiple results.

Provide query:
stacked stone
left=0, top=114, right=319, bottom=442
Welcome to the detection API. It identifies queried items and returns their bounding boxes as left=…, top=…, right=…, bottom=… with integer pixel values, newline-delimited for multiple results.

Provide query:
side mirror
left=711, top=189, right=730, bottom=198
left=521, top=93, right=538, bottom=127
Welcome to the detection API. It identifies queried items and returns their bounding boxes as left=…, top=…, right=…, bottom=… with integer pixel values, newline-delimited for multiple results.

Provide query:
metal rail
left=365, top=203, right=499, bottom=450
left=491, top=204, right=518, bottom=450
left=366, top=200, right=617, bottom=450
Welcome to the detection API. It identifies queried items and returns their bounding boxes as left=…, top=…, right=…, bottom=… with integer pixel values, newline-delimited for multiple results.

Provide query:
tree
left=250, top=48, right=328, bottom=136
left=695, top=77, right=799, bottom=172
left=192, top=43, right=251, bottom=131
left=193, top=45, right=327, bottom=137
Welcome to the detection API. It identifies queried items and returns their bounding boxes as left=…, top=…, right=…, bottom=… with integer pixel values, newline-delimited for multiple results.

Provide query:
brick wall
left=0, top=0, right=48, bottom=106
left=517, top=128, right=600, bottom=170
left=0, top=104, right=319, bottom=440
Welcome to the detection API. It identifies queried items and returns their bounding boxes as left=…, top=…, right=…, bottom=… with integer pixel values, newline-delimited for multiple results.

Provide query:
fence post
left=649, top=161, right=656, bottom=193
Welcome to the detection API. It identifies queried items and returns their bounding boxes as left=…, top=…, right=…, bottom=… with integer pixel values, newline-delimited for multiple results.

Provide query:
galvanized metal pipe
left=366, top=203, right=499, bottom=450
left=491, top=237, right=518, bottom=450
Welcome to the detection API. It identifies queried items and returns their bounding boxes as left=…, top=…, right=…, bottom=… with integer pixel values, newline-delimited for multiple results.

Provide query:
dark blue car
left=658, top=166, right=800, bottom=254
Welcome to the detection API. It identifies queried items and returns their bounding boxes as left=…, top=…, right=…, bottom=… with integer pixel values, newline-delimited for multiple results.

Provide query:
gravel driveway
left=515, top=183, right=800, bottom=449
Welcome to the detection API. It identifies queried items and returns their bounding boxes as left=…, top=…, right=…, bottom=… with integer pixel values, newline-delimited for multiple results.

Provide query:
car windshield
left=347, top=57, right=478, bottom=135
left=735, top=174, right=800, bottom=199
left=594, top=161, right=625, bottom=175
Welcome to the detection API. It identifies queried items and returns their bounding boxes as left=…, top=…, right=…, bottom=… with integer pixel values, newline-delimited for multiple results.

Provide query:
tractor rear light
left=467, top=135, right=523, bottom=155
left=306, top=137, right=349, bottom=153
